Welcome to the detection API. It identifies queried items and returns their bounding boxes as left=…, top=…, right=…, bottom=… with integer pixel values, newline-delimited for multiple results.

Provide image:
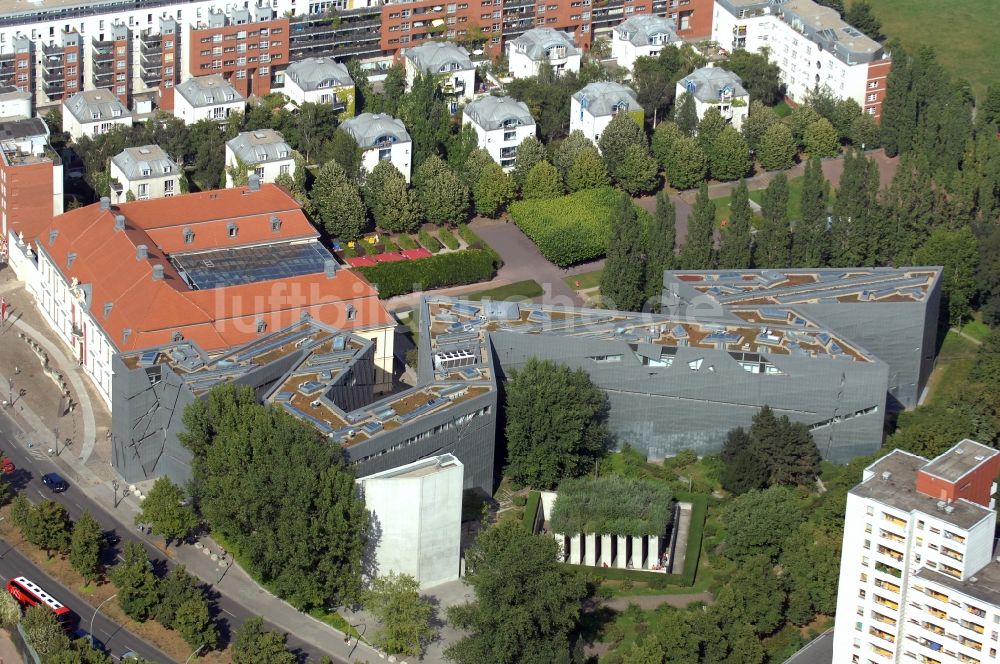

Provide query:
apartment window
left=236, top=70, right=246, bottom=79
left=254, top=167, right=265, bottom=179
left=164, top=179, right=175, bottom=193
left=165, top=40, right=173, bottom=48
left=868, top=80, right=878, bottom=89
left=279, top=164, right=291, bottom=175
left=137, top=183, right=148, bottom=197
left=213, top=34, right=222, bottom=43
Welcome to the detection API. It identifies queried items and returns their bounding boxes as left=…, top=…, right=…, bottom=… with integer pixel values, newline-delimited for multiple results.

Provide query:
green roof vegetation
left=550, top=476, right=674, bottom=538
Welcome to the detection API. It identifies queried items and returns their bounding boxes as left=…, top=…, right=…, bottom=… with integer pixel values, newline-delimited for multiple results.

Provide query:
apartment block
left=91, top=22, right=130, bottom=107
left=833, top=440, right=1000, bottom=663
left=462, top=95, right=536, bottom=170
left=0, top=117, right=62, bottom=240
left=712, top=0, right=891, bottom=120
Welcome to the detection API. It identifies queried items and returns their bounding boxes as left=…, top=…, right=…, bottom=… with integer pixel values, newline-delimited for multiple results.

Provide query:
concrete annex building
left=833, top=440, right=1000, bottom=663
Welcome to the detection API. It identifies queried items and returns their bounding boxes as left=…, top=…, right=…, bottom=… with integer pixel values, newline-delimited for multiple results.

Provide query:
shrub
left=356, top=249, right=498, bottom=298
left=382, top=237, right=399, bottom=253
left=397, top=234, right=418, bottom=250
left=522, top=491, right=541, bottom=532
left=417, top=229, right=442, bottom=253
left=510, top=187, right=651, bottom=267
left=513, top=495, right=527, bottom=507
left=438, top=227, right=460, bottom=250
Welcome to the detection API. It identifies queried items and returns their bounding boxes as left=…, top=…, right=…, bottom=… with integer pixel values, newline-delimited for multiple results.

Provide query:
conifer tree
left=645, top=191, right=678, bottom=305
left=755, top=174, right=790, bottom=268
left=718, top=180, right=752, bottom=269
left=791, top=157, right=829, bottom=267
left=600, top=195, right=647, bottom=312
left=680, top=182, right=716, bottom=269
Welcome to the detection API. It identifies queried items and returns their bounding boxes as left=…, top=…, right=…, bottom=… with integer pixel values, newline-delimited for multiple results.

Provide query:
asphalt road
left=0, top=413, right=346, bottom=663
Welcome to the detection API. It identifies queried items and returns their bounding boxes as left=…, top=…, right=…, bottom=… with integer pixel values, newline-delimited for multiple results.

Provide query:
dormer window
left=227, top=222, right=238, bottom=238
left=270, top=216, right=281, bottom=232
left=141, top=168, right=151, bottom=177
left=91, top=112, right=100, bottom=120
left=205, top=95, right=214, bottom=104
left=612, top=100, right=629, bottom=115
left=111, top=109, right=121, bottom=117
left=256, top=318, right=266, bottom=333
left=225, top=93, right=234, bottom=101
left=172, top=331, right=183, bottom=342
left=164, top=165, right=172, bottom=173
left=278, top=150, right=288, bottom=158
left=183, top=227, right=194, bottom=244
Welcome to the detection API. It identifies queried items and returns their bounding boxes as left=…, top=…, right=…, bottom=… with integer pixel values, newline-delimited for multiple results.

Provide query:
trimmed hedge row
left=438, top=227, right=460, bottom=250
left=522, top=491, right=542, bottom=533
left=418, top=229, right=442, bottom=253
left=355, top=249, right=498, bottom=299
left=509, top=187, right=651, bottom=267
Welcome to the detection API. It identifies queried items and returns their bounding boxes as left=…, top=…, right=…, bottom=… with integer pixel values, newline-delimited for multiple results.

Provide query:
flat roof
left=361, top=453, right=463, bottom=480
left=920, top=439, right=999, bottom=483
left=171, top=241, right=336, bottom=290
left=916, top=563, right=1000, bottom=609
left=851, top=450, right=994, bottom=530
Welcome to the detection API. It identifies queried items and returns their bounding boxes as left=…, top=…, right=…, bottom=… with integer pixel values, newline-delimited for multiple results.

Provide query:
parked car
left=1, top=457, right=14, bottom=473
left=41, top=472, right=68, bottom=493
left=102, top=531, right=121, bottom=547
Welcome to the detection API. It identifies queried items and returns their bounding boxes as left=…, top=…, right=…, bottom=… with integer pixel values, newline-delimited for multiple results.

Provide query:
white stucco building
left=109, top=145, right=181, bottom=204
left=0, top=85, right=32, bottom=120
left=712, top=0, right=892, bottom=121
left=173, top=74, right=245, bottom=125
left=611, top=16, right=680, bottom=72
left=225, top=129, right=295, bottom=188
left=340, top=113, right=412, bottom=183
left=676, top=66, right=750, bottom=130
left=570, top=81, right=643, bottom=146
left=281, top=57, right=355, bottom=116
left=62, top=89, right=131, bottom=140
left=356, top=454, right=463, bottom=588
left=462, top=96, right=536, bottom=171
left=506, top=28, right=581, bottom=80
left=832, top=440, right=1000, bottom=663
left=401, top=42, right=475, bottom=103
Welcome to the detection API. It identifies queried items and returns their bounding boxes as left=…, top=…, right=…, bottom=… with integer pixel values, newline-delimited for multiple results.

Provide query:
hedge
left=458, top=224, right=502, bottom=268
left=509, top=187, right=652, bottom=267
left=522, top=491, right=542, bottom=533
left=438, top=227, right=460, bottom=250
left=355, top=249, right=498, bottom=299
left=397, top=234, right=418, bottom=250
left=550, top=476, right=674, bottom=538
left=417, top=229, right=442, bottom=253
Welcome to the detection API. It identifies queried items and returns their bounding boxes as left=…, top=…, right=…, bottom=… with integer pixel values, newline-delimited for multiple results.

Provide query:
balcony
left=877, top=545, right=904, bottom=562
left=140, top=39, right=162, bottom=56
left=875, top=579, right=900, bottom=594
left=874, top=595, right=899, bottom=611
left=927, top=589, right=950, bottom=603
left=43, top=82, right=65, bottom=99
left=440, top=79, right=465, bottom=96
left=922, top=622, right=945, bottom=636
left=880, top=529, right=906, bottom=544
left=42, top=43, right=63, bottom=59
left=42, top=59, right=65, bottom=77
left=875, top=562, right=902, bottom=578
left=960, top=619, right=985, bottom=635
left=141, top=65, right=163, bottom=85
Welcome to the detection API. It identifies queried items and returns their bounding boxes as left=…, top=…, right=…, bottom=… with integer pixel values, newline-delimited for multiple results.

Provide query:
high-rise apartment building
left=833, top=440, right=1000, bottom=663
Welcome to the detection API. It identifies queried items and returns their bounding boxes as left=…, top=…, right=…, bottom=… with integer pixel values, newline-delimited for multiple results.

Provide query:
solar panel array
left=173, top=241, right=337, bottom=290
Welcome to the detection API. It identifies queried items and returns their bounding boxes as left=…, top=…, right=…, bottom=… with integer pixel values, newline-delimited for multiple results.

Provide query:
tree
left=631, top=45, right=706, bottom=125
left=174, top=598, right=219, bottom=650
left=709, top=126, right=751, bottom=181
left=25, top=500, right=71, bottom=559
left=70, top=512, right=103, bottom=583
left=721, top=487, right=807, bottom=562
left=616, top=144, right=659, bottom=195
left=673, top=91, right=698, bottom=136
left=791, top=156, right=829, bottom=267
left=803, top=117, right=840, bottom=159
left=845, top=1, right=883, bottom=41
left=755, top=173, right=790, bottom=268
left=329, top=128, right=363, bottom=180
left=979, top=225, right=1000, bottom=325
left=111, top=542, right=161, bottom=621
left=187, top=120, right=226, bottom=191
left=364, top=572, right=434, bottom=657
left=553, top=130, right=593, bottom=180
left=512, top=136, right=548, bottom=191
left=913, top=226, right=979, bottom=325
left=720, top=406, right=821, bottom=493
left=311, top=161, right=367, bottom=240
left=651, top=120, right=683, bottom=167
left=787, top=106, right=821, bottom=149
left=645, top=192, right=677, bottom=303
left=598, top=113, right=648, bottom=176
left=724, top=49, right=784, bottom=105
left=135, top=477, right=198, bottom=546
left=663, top=136, right=707, bottom=190
left=601, top=194, right=647, bottom=311
left=461, top=148, right=496, bottom=189
left=781, top=522, right=841, bottom=622
left=983, top=83, right=1000, bottom=126
left=696, top=107, right=726, bottom=152
left=718, top=179, right=753, bottom=269
left=521, top=160, right=564, bottom=199
left=22, top=603, right=71, bottom=657
left=679, top=182, right=716, bottom=269
left=829, top=149, right=877, bottom=266
left=10, top=494, right=29, bottom=529
left=446, top=124, right=481, bottom=173
left=566, top=146, right=609, bottom=191
left=155, top=565, right=204, bottom=629
left=742, top=101, right=779, bottom=153
left=232, top=617, right=296, bottom=664
left=720, top=427, right=768, bottom=495
left=0, top=591, right=18, bottom=629
left=413, top=155, right=470, bottom=225
left=757, top=122, right=796, bottom=171
left=849, top=112, right=880, bottom=149
left=445, top=522, right=587, bottom=664
left=399, top=73, right=451, bottom=168
left=503, top=359, right=609, bottom=489
left=473, top=163, right=515, bottom=217
left=362, top=161, right=421, bottom=232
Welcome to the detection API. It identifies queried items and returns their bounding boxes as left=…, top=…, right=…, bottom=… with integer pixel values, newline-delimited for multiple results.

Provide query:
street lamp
left=217, top=553, right=233, bottom=584
left=89, top=593, right=117, bottom=647
left=112, top=480, right=120, bottom=508
left=53, top=425, right=59, bottom=457
left=185, top=643, right=206, bottom=663
left=348, top=621, right=366, bottom=659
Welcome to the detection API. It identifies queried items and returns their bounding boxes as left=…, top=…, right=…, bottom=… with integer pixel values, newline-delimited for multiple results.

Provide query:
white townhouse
left=173, top=74, right=245, bottom=125
left=340, top=113, right=412, bottom=183
left=281, top=57, right=356, bottom=116
left=611, top=16, right=680, bottom=72
left=712, top=0, right=891, bottom=121
left=401, top=42, right=476, bottom=103
left=570, top=81, right=643, bottom=146
left=0, top=85, right=32, bottom=120
left=62, top=89, right=131, bottom=140
left=462, top=96, right=536, bottom=171
left=676, top=66, right=750, bottom=130
left=225, top=129, right=296, bottom=188
left=506, top=28, right=581, bottom=80
left=109, top=145, right=181, bottom=204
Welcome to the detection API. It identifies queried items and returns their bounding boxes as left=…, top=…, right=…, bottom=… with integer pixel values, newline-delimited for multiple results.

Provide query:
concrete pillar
left=600, top=534, right=613, bottom=567
left=631, top=536, right=644, bottom=569
left=569, top=534, right=582, bottom=565
left=616, top=535, right=629, bottom=568
left=650, top=535, right=661, bottom=570
left=584, top=533, right=597, bottom=567
left=554, top=533, right=567, bottom=562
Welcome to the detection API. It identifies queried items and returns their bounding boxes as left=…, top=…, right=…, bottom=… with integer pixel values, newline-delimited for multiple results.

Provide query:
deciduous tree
left=651, top=120, right=682, bottom=167
left=0, top=592, right=19, bottom=628
left=22, top=604, right=71, bottom=657
left=111, top=542, right=161, bottom=622
left=913, top=226, right=979, bottom=325
left=473, top=162, right=515, bottom=217
left=673, top=91, right=698, bottom=137
left=845, top=1, right=883, bottom=41
left=135, top=477, right=198, bottom=546
left=362, top=160, right=421, bottom=232
left=25, top=500, right=71, bottom=559
left=173, top=598, right=219, bottom=650
left=804, top=117, right=840, bottom=158
left=709, top=126, right=751, bottom=181
left=721, top=487, right=806, bottom=563
left=364, top=572, right=434, bottom=657
left=724, top=49, right=784, bottom=105
left=757, top=122, right=796, bottom=171
left=512, top=136, right=548, bottom=191
left=311, top=160, right=367, bottom=240
left=755, top=173, right=790, bottom=268
left=70, top=512, right=103, bottom=583
left=232, top=617, right=296, bottom=664
left=663, top=136, right=707, bottom=190
left=615, top=143, right=659, bottom=195
left=742, top=100, right=779, bottom=153
left=414, top=155, right=470, bottom=225
left=566, top=145, right=609, bottom=191
left=598, top=113, right=648, bottom=176
left=645, top=192, right=678, bottom=303
left=521, top=160, right=564, bottom=199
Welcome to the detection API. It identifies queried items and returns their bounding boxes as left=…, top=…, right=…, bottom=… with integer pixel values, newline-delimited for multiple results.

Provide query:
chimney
left=152, top=264, right=164, bottom=281
left=248, top=173, right=260, bottom=192
left=136, top=244, right=148, bottom=260
left=114, top=214, right=125, bottom=232
left=100, top=196, right=111, bottom=211
left=324, top=259, right=338, bottom=279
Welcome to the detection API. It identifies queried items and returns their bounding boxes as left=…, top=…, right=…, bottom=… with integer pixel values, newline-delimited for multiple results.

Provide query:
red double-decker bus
left=6, top=576, right=77, bottom=632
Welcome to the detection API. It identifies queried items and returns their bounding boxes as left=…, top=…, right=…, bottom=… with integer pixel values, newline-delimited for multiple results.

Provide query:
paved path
left=600, top=590, right=714, bottom=611
left=951, top=327, right=984, bottom=346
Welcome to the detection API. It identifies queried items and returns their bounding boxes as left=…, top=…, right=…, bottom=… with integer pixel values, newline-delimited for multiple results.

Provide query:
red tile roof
left=401, top=248, right=432, bottom=260
left=374, top=252, right=406, bottom=263
left=346, top=256, right=377, bottom=267
left=38, top=184, right=393, bottom=354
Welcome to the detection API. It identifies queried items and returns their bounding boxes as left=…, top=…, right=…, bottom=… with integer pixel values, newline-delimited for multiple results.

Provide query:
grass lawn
left=465, top=279, right=543, bottom=301
left=866, top=0, right=1000, bottom=98
left=565, top=269, right=604, bottom=290
left=772, top=99, right=793, bottom=118
left=960, top=315, right=990, bottom=342
left=924, top=329, right=979, bottom=405
left=712, top=175, right=803, bottom=225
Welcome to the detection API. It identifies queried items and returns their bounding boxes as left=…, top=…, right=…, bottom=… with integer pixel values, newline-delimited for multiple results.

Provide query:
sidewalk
left=0, top=271, right=391, bottom=663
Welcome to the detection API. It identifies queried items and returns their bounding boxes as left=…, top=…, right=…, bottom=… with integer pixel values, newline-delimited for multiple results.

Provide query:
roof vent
left=103, top=302, right=113, bottom=319
left=975, top=455, right=985, bottom=461
left=270, top=215, right=281, bottom=232
left=172, top=331, right=183, bottom=342
left=248, top=173, right=260, bottom=192
left=970, top=576, right=978, bottom=583
left=881, top=471, right=891, bottom=481
left=122, top=328, right=131, bottom=344
left=114, top=214, right=125, bottom=232
left=324, top=259, right=338, bottom=279
left=66, top=252, right=77, bottom=268
left=152, top=264, right=164, bottom=281
left=48, top=229, right=58, bottom=245
left=944, top=505, right=955, bottom=514
left=136, top=244, right=148, bottom=261
left=937, top=500, right=947, bottom=510
left=955, top=448, right=964, bottom=455
left=99, top=196, right=111, bottom=211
